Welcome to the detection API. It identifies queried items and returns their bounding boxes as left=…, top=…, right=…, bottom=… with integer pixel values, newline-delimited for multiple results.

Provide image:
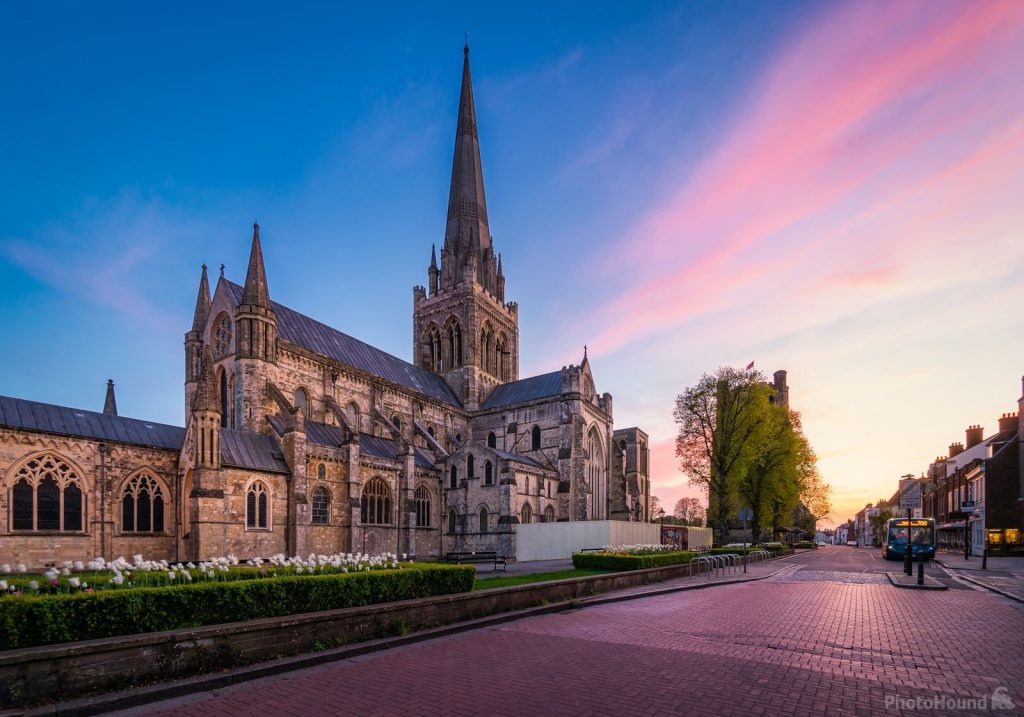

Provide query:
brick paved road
left=116, top=552, right=1024, bottom=717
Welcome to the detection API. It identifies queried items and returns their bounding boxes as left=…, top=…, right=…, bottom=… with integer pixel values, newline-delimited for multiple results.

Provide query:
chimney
left=948, top=442, right=964, bottom=458
left=998, top=412, right=1018, bottom=433
left=965, top=425, right=984, bottom=449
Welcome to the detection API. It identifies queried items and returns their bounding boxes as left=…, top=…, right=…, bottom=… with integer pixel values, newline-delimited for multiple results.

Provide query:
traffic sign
left=899, top=478, right=922, bottom=509
left=738, top=507, right=753, bottom=521
left=961, top=501, right=975, bottom=513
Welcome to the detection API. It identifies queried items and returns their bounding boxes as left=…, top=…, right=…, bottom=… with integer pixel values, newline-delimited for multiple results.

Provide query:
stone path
left=109, top=558, right=1024, bottom=717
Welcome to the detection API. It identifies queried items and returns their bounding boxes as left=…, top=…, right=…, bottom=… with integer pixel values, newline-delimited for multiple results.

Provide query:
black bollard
left=982, top=548, right=988, bottom=570
left=917, top=560, right=924, bottom=586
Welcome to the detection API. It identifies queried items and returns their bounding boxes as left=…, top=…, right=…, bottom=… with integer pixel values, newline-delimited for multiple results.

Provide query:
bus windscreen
left=887, top=520, right=933, bottom=545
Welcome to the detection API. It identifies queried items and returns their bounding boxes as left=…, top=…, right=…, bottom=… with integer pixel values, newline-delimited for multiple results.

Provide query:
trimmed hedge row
left=571, top=551, right=698, bottom=571
left=0, top=564, right=475, bottom=650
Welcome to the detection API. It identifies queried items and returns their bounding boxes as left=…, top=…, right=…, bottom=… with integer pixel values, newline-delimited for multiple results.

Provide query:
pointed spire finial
left=219, top=263, right=225, bottom=277
left=584, top=345, right=588, bottom=360
left=241, top=220, right=271, bottom=308
left=464, top=32, right=469, bottom=54
left=191, top=264, right=212, bottom=332
left=430, top=243, right=438, bottom=269
left=103, top=379, right=118, bottom=416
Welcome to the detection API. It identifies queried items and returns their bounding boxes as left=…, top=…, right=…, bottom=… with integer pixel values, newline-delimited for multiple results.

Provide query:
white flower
left=63, top=561, right=73, bottom=569
left=16, top=564, right=27, bottom=574
left=68, top=577, right=80, bottom=588
left=402, top=553, right=407, bottom=560
left=111, top=573, right=124, bottom=586
left=168, top=571, right=176, bottom=580
left=0, top=580, right=7, bottom=591
left=74, top=561, right=85, bottom=571
left=182, top=571, right=192, bottom=582
left=0, top=564, right=9, bottom=573
left=28, top=580, right=39, bottom=591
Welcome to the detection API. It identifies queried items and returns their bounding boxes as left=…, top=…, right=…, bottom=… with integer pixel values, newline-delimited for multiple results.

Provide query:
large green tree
left=674, top=367, right=773, bottom=544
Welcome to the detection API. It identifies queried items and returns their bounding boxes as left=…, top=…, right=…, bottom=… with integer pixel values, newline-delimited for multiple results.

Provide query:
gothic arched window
left=447, top=508, right=457, bottom=534
left=487, top=432, right=496, bottom=448
left=317, top=463, right=326, bottom=481
left=449, top=465, right=458, bottom=489
left=467, top=454, right=475, bottom=479
left=293, top=388, right=310, bottom=419
left=8, top=453, right=85, bottom=532
left=391, top=413, right=402, bottom=431
left=521, top=503, right=532, bottom=525
left=531, top=425, right=541, bottom=451
left=478, top=506, right=489, bottom=534
left=484, top=461, right=493, bottom=486
left=345, top=402, right=360, bottom=432
left=496, top=333, right=509, bottom=381
left=361, top=478, right=392, bottom=525
left=218, top=367, right=229, bottom=427
left=415, top=485, right=431, bottom=528
left=311, top=485, right=330, bottom=525
left=246, top=480, right=270, bottom=529
left=121, top=472, right=166, bottom=533
left=213, top=313, right=232, bottom=358
left=424, top=324, right=442, bottom=372
left=445, top=319, right=463, bottom=368
left=587, top=427, right=605, bottom=519
left=544, top=505, right=555, bottom=523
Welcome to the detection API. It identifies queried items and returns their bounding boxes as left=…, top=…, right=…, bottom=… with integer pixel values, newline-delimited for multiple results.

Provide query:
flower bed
left=599, top=544, right=677, bottom=556
left=571, top=550, right=698, bottom=571
left=0, top=555, right=474, bottom=650
left=0, top=553, right=402, bottom=596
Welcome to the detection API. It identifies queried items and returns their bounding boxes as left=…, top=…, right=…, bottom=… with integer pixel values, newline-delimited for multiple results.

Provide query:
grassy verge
left=473, top=569, right=609, bottom=591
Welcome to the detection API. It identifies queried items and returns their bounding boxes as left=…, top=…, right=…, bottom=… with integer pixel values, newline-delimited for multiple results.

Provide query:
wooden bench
left=445, top=551, right=508, bottom=572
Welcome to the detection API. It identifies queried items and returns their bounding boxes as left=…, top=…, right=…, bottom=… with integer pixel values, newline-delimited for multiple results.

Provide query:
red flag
left=746, top=361, right=755, bottom=370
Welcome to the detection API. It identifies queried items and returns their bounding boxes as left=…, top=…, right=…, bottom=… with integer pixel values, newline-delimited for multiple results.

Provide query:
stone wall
left=0, top=429, right=179, bottom=569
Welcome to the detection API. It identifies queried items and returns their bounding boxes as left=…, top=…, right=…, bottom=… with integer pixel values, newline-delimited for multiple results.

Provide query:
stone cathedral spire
left=412, top=45, right=520, bottom=407
left=440, top=44, right=497, bottom=292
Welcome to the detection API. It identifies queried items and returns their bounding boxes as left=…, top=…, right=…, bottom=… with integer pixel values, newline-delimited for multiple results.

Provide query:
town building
left=0, top=47, right=651, bottom=569
left=923, top=412, right=1020, bottom=555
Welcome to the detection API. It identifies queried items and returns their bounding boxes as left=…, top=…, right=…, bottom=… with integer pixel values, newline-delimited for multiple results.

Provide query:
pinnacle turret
left=241, top=222, right=271, bottom=308
left=103, top=379, right=118, bottom=416
left=191, top=264, right=211, bottom=332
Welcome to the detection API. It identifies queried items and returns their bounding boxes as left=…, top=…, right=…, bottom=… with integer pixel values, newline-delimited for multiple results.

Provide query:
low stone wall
left=0, top=559, right=727, bottom=709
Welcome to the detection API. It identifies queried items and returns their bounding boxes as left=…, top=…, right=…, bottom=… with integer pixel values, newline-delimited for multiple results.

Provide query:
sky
left=2, top=1, right=1022, bottom=528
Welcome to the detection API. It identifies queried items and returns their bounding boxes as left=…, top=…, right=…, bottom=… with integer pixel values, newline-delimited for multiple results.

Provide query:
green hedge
left=0, top=564, right=475, bottom=650
left=794, top=541, right=816, bottom=550
left=571, top=551, right=698, bottom=571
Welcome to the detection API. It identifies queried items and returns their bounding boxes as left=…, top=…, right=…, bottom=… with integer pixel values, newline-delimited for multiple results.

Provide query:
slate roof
left=220, top=428, right=289, bottom=473
left=0, top=395, right=184, bottom=451
left=267, top=416, right=436, bottom=469
left=226, top=282, right=461, bottom=407
left=480, top=370, right=563, bottom=410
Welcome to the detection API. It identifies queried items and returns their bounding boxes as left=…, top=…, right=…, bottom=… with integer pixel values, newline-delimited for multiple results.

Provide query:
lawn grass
left=472, top=568, right=609, bottom=591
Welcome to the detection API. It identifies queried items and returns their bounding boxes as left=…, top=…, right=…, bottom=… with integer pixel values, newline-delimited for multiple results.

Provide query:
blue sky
left=3, top=2, right=1023, bottom=525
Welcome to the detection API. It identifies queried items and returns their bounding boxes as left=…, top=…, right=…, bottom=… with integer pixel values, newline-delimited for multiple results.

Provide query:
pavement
left=99, top=546, right=1024, bottom=717
left=933, top=552, right=1024, bottom=603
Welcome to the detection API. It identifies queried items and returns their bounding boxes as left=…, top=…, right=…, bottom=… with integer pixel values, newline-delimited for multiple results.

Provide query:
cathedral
left=0, top=48, right=650, bottom=568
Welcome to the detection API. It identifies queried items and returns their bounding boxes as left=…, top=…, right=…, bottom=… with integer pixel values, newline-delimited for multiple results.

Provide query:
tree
left=737, top=403, right=797, bottom=544
left=869, top=508, right=893, bottom=548
left=649, top=495, right=663, bottom=522
left=674, top=367, right=773, bottom=544
left=673, top=497, right=706, bottom=526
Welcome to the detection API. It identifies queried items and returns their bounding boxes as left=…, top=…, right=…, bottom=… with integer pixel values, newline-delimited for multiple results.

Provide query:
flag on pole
left=745, top=361, right=755, bottom=370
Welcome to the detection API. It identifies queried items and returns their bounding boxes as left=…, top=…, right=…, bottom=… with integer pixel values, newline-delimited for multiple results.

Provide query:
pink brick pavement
left=120, top=572, right=1024, bottom=716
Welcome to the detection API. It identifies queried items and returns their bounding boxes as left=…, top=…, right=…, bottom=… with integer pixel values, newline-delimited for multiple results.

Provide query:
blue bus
left=883, top=518, right=936, bottom=561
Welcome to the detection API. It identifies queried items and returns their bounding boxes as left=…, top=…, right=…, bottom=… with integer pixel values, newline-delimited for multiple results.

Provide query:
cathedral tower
left=235, top=223, right=278, bottom=431
left=413, top=45, right=520, bottom=410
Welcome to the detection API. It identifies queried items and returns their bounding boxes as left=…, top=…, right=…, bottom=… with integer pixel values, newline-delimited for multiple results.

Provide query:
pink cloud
left=577, top=0, right=1024, bottom=357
